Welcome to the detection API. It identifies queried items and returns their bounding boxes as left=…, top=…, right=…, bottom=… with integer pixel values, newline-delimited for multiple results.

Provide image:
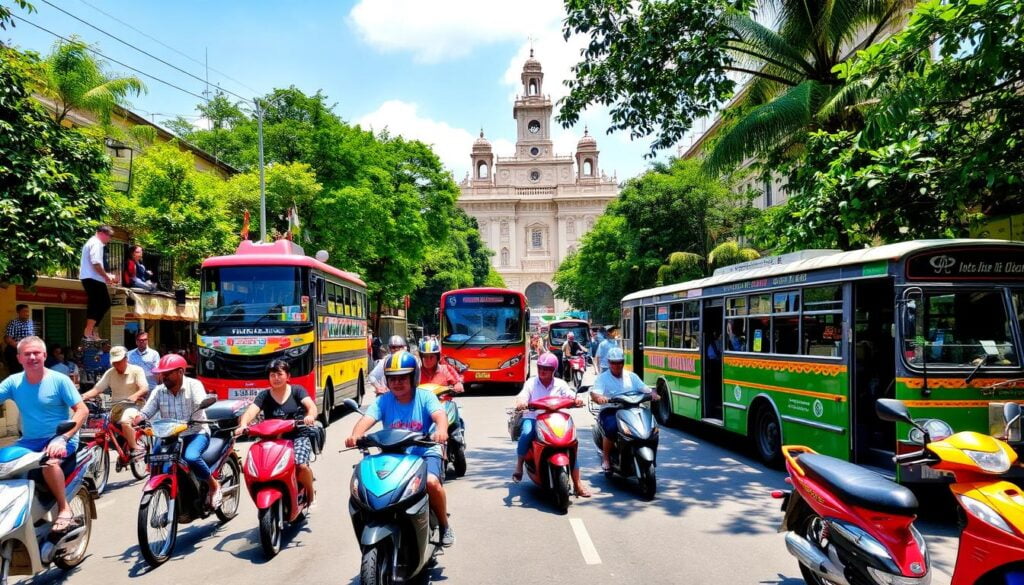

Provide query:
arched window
left=528, top=80, right=538, bottom=96
left=500, top=247, right=510, bottom=266
left=583, top=159, right=593, bottom=176
left=477, top=161, right=489, bottom=179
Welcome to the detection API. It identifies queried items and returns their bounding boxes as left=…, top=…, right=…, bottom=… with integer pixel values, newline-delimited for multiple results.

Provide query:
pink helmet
left=152, top=353, right=188, bottom=374
left=536, top=352, right=559, bottom=370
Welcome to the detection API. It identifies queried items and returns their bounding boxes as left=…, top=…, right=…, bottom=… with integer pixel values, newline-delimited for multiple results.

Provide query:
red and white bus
left=439, top=288, right=529, bottom=385
left=197, top=240, right=370, bottom=420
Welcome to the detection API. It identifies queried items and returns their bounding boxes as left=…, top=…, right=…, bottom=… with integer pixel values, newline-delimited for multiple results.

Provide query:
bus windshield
left=903, top=289, right=1019, bottom=367
left=442, top=294, right=523, bottom=344
left=550, top=323, right=589, bottom=347
left=201, top=266, right=308, bottom=323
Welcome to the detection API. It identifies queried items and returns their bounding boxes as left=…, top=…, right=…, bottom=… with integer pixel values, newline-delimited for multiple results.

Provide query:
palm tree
left=35, top=37, right=146, bottom=127
left=657, top=241, right=760, bottom=285
left=703, top=0, right=911, bottom=174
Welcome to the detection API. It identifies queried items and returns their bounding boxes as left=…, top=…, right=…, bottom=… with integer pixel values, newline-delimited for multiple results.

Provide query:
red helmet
left=152, top=353, right=188, bottom=374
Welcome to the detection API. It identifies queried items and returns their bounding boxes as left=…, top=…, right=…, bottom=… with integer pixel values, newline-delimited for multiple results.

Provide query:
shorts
left=598, top=408, right=618, bottom=437
left=111, top=405, right=139, bottom=425
left=81, top=278, right=111, bottom=323
left=424, top=454, right=443, bottom=482
left=294, top=436, right=312, bottom=465
left=18, top=438, right=78, bottom=485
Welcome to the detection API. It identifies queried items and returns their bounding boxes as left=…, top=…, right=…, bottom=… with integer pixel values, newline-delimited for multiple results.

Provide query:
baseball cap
left=110, top=346, right=128, bottom=362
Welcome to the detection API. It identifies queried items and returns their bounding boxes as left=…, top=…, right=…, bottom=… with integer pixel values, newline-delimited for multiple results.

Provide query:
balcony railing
left=48, top=241, right=175, bottom=291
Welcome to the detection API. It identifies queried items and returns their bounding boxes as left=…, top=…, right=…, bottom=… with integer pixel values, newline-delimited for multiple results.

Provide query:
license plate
left=149, top=453, right=176, bottom=463
left=475, top=372, right=491, bottom=379
left=229, top=388, right=262, bottom=400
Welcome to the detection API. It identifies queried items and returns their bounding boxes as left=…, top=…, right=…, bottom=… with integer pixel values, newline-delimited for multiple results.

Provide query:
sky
left=4, top=0, right=673, bottom=182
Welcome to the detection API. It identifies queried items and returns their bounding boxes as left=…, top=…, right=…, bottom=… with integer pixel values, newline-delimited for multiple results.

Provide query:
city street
left=19, top=369, right=963, bottom=585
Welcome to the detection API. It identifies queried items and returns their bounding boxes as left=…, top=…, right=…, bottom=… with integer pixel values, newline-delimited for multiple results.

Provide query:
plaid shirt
left=140, top=377, right=210, bottom=435
left=4, top=318, right=37, bottom=342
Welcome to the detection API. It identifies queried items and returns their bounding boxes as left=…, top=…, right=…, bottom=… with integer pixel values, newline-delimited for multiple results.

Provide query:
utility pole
left=255, top=97, right=267, bottom=242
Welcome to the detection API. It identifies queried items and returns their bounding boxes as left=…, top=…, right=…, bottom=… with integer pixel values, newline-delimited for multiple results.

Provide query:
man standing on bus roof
left=367, top=335, right=408, bottom=395
left=591, top=347, right=658, bottom=471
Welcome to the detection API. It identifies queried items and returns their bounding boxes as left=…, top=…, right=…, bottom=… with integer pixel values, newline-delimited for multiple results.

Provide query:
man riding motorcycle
left=590, top=347, right=659, bottom=472
left=367, top=335, right=408, bottom=395
left=133, top=354, right=222, bottom=507
left=418, top=339, right=463, bottom=392
left=345, top=351, right=456, bottom=547
left=560, top=332, right=585, bottom=382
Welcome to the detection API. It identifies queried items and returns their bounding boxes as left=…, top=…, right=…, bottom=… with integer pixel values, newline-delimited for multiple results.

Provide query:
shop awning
left=125, top=290, right=198, bottom=322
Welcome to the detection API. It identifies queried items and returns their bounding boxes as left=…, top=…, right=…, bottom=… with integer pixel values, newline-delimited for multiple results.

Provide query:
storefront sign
left=15, top=286, right=88, bottom=305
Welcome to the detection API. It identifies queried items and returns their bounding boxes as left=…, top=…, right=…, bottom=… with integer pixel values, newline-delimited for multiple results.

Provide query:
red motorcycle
left=567, top=352, right=588, bottom=390
left=522, top=395, right=579, bottom=513
left=242, top=418, right=313, bottom=558
left=82, top=400, right=151, bottom=494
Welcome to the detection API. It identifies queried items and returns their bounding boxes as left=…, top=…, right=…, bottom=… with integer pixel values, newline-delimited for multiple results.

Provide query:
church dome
left=472, top=130, right=492, bottom=152
left=523, top=49, right=542, bottom=72
left=577, top=127, right=598, bottom=150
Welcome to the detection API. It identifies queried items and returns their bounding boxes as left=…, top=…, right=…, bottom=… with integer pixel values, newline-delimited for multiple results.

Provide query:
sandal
left=574, top=485, right=592, bottom=498
left=511, top=471, right=523, bottom=483
left=600, top=462, right=611, bottom=473
left=52, top=513, right=77, bottom=533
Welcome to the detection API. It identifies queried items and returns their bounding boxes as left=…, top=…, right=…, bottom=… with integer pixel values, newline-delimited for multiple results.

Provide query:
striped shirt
left=139, top=377, right=210, bottom=435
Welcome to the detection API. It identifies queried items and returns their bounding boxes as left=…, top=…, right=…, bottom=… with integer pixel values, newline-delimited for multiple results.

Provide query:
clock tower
left=513, top=49, right=554, bottom=158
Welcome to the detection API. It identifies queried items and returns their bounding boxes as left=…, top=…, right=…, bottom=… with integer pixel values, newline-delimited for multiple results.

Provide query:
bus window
left=645, top=321, right=657, bottom=347
left=725, top=317, right=746, bottom=351
left=749, top=316, right=771, bottom=353
left=669, top=320, right=683, bottom=348
left=905, top=290, right=1017, bottom=366
left=328, top=283, right=338, bottom=315
left=805, top=313, right=843, bottom=357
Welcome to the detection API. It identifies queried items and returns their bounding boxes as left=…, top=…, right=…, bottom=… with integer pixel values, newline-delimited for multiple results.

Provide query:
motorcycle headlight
left=445, top=357, right=468, bottom=371
left=963, top=448, right=1011, bottom=474
left=618, top=419, right=633, bottom=437
left=271, top=449, right=291, bottom=476
left=199, top=347, right=215, bottom=358
left=246, top=454, right=259, bottom=477
left=400, top=474, right=423, bottom=501
left=958, top=494, right=1015, bottom=534
left=350, top=476, right=362, bottom=503
left=499, top=356, right=522, bottom=369
left=285, top=345, right=310, bottom=358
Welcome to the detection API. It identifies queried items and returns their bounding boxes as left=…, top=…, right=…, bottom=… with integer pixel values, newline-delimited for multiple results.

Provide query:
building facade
left=457, top=52, right=619, bottom=313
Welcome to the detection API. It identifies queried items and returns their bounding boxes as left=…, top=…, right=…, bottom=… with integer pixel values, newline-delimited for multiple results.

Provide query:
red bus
left=439, top=288, right=529, bottom=385
left=197, top=240, right=370, bottom=420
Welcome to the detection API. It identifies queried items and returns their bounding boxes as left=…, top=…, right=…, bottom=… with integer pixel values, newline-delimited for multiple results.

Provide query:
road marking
left=569, top=517, right=602, bottom=565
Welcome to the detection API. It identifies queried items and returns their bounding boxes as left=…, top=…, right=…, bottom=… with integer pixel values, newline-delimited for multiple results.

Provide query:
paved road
left=17, top=369, right=961, bottom=584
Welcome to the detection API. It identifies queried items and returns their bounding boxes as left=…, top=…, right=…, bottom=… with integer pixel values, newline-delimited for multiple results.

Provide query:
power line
left=13, top=15, right=210, bottom=103
left=37, top=0, right=250, bottom=104
left=74, top=0, right=261, bottom=95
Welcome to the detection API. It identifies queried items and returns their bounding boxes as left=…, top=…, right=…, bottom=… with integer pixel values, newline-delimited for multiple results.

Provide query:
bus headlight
left=446, top=357, right=468, bottom=371
left=499, top=356, right=522, bottom=369
left=285, top=345, right=310, bottom=357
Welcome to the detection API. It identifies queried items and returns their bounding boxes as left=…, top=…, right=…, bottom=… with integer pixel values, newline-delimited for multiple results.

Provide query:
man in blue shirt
left=594, top=325, right=620, bottom=373
left=591, top=347, right=658, bottom=471
left=0, top=336, right=88, bottom=532
left=346, top=351, right=454, bottom=547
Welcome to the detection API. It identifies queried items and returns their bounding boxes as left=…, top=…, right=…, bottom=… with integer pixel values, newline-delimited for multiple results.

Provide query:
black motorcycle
left=591, top=391, right=659, bottom=499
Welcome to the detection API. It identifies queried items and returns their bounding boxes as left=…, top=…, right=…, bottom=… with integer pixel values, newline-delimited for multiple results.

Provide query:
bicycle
left=82, top=400, right=151, bottom=495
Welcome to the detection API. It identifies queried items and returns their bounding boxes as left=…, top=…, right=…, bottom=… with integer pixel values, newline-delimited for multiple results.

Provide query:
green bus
left=621, top=239, right=1024, bottom=481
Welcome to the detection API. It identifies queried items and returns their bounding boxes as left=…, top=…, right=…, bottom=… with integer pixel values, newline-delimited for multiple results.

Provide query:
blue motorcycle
left=344, top=400, right=441, bottom=585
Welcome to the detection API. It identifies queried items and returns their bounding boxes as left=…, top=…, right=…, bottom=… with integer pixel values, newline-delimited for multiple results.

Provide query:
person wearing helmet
left=591, top=347, right=659, bottom=471
left=511, top=352, right=592, bottom=497
left=81, top=345, right=150, bottom=457
left=133, top=354, right=222, bottom=508
left=560, top=332, right=585, bottom=381
left=594, top=326, right=620, bottom=374
left=418, top=339, right=463, bottom=392
left=366, top=335, right=408, bottom=395
left=346, top=351, right=456, bottom=547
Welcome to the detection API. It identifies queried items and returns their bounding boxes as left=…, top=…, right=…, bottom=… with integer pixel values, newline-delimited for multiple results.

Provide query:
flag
left=287, top=205, right=301, bottom=241
left=240, top=210, right=250, bottom=240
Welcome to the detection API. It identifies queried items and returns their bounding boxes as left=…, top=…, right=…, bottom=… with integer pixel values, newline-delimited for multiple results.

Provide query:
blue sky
left=5, top=0, right=671, bottom=182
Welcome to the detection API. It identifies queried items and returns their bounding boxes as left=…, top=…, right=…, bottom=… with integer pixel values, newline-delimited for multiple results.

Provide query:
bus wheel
left=752, top=405, right=782, bottom=467
left=319, top=383, right=333, bottom=428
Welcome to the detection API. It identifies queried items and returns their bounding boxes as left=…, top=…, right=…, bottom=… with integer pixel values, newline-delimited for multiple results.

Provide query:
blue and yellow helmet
left=384, top=350, right=419, bottom=382
left=419, top=338, right=441, bottom=355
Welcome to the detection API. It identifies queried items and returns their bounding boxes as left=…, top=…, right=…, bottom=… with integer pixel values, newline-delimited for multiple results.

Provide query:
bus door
left=631, top=306, right=644, bottom=378
left=852, top=278, right=896, bottom=467
left=702, top=299, right=724, bottom=421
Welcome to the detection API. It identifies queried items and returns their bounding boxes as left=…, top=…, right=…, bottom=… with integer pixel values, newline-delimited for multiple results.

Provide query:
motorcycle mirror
left=340, top=398, right=363, bottom=414
left=198, top=396, right=218, bottom=410
left=876, top=399, right=915, bottom=425
left=577, top=385, right=590, bottom=394
left=55, top=421, right=75, bottom=435
left=1004, top=402, right=1022, bottom=433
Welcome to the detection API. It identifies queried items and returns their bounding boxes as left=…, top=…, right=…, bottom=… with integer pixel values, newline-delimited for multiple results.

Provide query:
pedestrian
left=0, top=336, right=88, bottom=532
left=48, top=346, right=80, bottom=387
left=595, top=326, right=620, bottom=374
left=80, top=225, right=118, bottom=344
left=98, top=341, right=112, bottom=370
left=3, top=303, right=37, bottom=374
left=124, top=245, right=157, bottom=292
left=127, top=330, right=160, bottom=388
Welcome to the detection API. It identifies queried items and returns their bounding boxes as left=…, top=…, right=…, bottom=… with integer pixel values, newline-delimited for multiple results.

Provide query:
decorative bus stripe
left=723, top=378, right=847, bottom=402
left=724, top=356, right=847, bottom=377
left=644, top=367, right=701, bottom=380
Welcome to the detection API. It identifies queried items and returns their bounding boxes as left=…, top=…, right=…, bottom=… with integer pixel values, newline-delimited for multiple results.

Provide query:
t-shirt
left=515, top=376, right=575, bottom=420
left=128, top=347, right=161, bottom=387
left=79, top=235, right=107, bottom=282
left=596, top=338, right=618, bottom=368
left=0, top=370, right=82, bottom=447
left=50, top=361, right=78, bottom=379
left=252, top=385, right=310, bottom=420
left=592, top=370, right=650, bottom=400
left=420, top=363, right=462, bottom=387
left=93, top=364, right=149, bottom=401
left=366, top=389, right=442, bottom=458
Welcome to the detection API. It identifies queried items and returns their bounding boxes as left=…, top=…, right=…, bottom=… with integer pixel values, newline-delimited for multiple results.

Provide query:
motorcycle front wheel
left=638, top=460, right=657, bottom=500
left=215, top=455, right=241, bottom=522
left=451, top=443, right=467, bottom=478
left=54, top=488, right=93, bottom=569
left=552, top=466, right=572, bottom=514
left=258, top=499, right=284, bottom=558
left=572, top=369, right=583, bottom=390
left=360, top=540, right=395, bottom=585
left=138, top=486, right=177, bottom=567
left=130, top=434, right=151, bottom=480
left=91, top=445, right=110, bottom=495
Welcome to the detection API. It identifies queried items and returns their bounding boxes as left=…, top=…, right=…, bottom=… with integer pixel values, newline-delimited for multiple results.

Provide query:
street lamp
left=253, top=94, right=284, bottom=242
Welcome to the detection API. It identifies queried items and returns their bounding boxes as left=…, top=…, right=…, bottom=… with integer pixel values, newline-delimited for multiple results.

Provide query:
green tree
left=656, top=252, right=703, bottom=286
left=708, top=240, right=759, bottom=271
left=219, top=161, right=322, bottom=238
left=559, top=0, right=907, bottom=172
left=0, top=46, right=110, bottom=285
left=0, top=0, right=32, bottom=30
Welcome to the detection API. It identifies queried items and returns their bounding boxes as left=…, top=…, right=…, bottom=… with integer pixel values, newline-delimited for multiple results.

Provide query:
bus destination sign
left=906, top=248, right=1024, bottom=281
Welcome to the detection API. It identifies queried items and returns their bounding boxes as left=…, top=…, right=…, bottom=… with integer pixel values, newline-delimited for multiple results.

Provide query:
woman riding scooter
left=235, top=359, right=319, bottom=506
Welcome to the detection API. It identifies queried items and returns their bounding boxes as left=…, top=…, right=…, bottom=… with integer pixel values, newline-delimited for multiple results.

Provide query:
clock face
left=528, top=120, right=541, bottom=134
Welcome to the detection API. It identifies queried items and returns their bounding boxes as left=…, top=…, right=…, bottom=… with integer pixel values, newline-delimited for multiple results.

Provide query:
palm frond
left=725, top=13, right=816, bottom=78
left=816, top=78, right=872, bottom=121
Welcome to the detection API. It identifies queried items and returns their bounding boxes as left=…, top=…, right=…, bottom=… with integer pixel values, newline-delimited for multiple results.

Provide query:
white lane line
left=569, top=517, right=602, bottom=565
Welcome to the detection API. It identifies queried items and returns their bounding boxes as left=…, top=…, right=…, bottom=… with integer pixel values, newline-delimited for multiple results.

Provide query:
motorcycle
left=773, top=398, right=1024, bottom=585
left=421, top=383, right=467, bottom=478
left=567, top=351, right=589, bottom=390
left=521, top=395, right=580, bottom=513
left=590, top=390, right=659, bottom=499
left=136, top=397, right=243, bottom=568
left=345, top=400, right=442, bottom=585
left=241, top=416, right=316, bottom=558
left=0, top=422, right=97, bottom=582
left=82, top=400, right=151, bottom=495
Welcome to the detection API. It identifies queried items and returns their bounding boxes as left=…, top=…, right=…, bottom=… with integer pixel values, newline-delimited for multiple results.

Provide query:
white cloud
left=348, top=0, right=563, bottom=63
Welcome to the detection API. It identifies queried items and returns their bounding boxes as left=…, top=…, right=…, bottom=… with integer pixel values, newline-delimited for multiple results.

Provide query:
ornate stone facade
left=458, top=52, right=619, bottom=313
